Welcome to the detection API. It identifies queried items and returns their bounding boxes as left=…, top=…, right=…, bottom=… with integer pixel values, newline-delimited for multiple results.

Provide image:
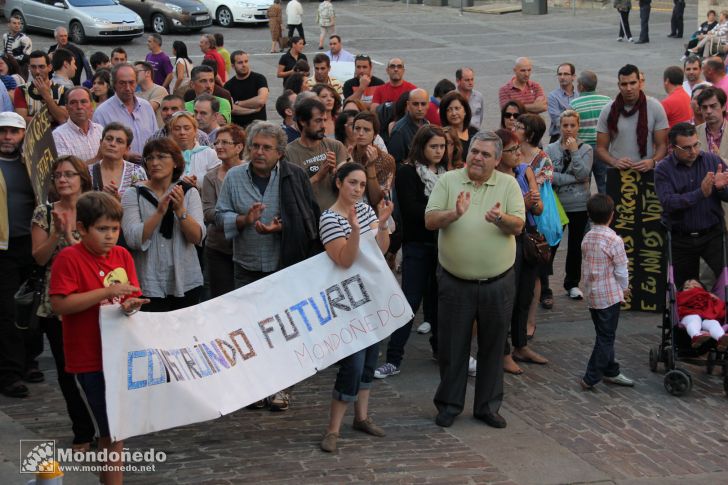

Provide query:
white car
left=199, top=0, right=271, bottom=27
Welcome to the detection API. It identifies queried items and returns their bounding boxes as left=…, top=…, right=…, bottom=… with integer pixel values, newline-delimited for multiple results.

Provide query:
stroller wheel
left=664, top=368, right=692, bottom=396
left=649, top=346, right=660, bottom=372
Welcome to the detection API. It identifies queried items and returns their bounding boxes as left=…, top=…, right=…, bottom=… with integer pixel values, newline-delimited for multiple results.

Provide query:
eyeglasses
left=213, top=139, right=237, bottom=147
left=388, top=63, right=404, bottom=70
left=503, top=112, right=520, bottom=119
left=250, top=142, right=276, bottom=153
left=502, top=145, right=521, bottom=153
left=673, top=141, right=701, bottom=152
left=51, top=171, right=80, bottom=180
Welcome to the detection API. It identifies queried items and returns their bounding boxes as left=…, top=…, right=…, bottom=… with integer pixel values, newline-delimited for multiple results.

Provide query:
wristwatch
left=178, top=211, right=188, bottom=221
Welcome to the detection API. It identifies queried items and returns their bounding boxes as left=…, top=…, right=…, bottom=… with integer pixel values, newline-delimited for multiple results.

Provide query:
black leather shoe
left=634, top=39, right=649, bottom=44
left=667, top=34, right=676, bottom=38
left=474, top=411, right=507, bottom=428
left=435, top=412, right=455, bottom=427
left=1, top=381, right=29, bottom=398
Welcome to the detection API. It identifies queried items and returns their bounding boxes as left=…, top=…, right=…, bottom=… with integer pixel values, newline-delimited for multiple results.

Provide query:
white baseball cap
left=0, top=111, right=26, bottom=129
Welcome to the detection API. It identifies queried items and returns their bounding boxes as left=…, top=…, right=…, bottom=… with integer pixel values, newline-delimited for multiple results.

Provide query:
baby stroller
left=649, top=226, right=728, bottom=397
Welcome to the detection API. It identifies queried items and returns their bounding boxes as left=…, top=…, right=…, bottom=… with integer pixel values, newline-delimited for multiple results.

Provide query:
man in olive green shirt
left=425, top=131, right=525, bottom=429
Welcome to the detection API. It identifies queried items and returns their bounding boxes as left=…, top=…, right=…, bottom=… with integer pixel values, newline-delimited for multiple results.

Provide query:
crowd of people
left=2, top=7, right=728, bottom=480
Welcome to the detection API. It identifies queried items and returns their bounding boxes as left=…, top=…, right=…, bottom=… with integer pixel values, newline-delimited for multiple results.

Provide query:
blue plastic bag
left=533, top=181, right=563, bottom=246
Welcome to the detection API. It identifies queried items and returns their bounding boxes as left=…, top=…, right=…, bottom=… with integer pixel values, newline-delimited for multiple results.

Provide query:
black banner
left=606, top=168, right=665, bottom=313
left=22, top=106, right=57, bottom=204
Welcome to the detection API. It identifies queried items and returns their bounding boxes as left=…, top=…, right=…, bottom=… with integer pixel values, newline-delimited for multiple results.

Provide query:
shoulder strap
left=45, top=203, right=52, bottom=233
left=92, top=163, right=103, bottom=191
left=135, top=185, right=159, bottom=208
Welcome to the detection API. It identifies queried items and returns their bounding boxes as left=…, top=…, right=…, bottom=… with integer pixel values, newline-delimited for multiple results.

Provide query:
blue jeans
left=385, top=242, right=438, bottom=366
left=592, top=156, right=608, bottom=195
left=583, top=303, right=622, bottom=386
left=333, top=343, right=379, bottom=402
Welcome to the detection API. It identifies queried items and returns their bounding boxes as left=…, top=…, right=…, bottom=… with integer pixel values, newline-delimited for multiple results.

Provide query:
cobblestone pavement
left=3, top=2, right=728, bottom=484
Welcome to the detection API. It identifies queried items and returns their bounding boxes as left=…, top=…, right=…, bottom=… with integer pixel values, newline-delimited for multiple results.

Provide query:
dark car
left=120, top=0, right=212, bottom=34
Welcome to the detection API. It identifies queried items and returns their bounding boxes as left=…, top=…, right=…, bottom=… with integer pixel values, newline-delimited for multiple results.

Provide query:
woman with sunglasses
left=496, top=129, right=548, bottom=375
left=31, top=156, right=96, bottom=450
left=202, top=124, right=245, bottom=298
left=501, top=100, right=525, bottom=131
left=121, top=138, right=205, bottom=312
left=545, top=110, right=593, bottom=301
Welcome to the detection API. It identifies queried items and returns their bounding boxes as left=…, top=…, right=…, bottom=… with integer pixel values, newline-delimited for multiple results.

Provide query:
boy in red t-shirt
left=50, top=192, right=148, bottom=485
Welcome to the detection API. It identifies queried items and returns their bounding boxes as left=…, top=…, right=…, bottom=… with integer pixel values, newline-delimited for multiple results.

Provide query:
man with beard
left=48, top=27, right=92, bottom=86
left=285, top=97, right=348, bottom=210
left=682, top=55, right=710, bottom=97
left=371, top=57, right=417, bottom=111
left=14, top=51, right=67, bottom=125
left=696, top=86, right=728, bottom=160
left=0, top=112, right=37, bottom=398
left=224, top=50, right=269, bottom=128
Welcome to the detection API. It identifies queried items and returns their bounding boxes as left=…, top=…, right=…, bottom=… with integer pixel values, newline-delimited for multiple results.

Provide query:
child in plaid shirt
left=579, top=194, right=634, bottom=390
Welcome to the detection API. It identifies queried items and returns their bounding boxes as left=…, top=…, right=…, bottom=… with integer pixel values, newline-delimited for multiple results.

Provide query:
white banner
left=101, top=234, right=413, bottom=441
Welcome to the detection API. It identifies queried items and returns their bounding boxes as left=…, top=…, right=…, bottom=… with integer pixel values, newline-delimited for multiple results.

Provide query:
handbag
left=523, top=231, right=551, bottom=266
left=14, top=203, right=51, bottom=332
left=534, top=181, right=564, bottom=246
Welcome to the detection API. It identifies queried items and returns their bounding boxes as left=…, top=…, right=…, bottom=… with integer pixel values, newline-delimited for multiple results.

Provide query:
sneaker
left=468, top=356, right=477, bottom=377
left=269, top=391, right=290, bottom=411
left=320, top=432, right=338, bottom=452
left=617, top=37, right=624, bottom=42
left=374, top=363, right=400, bottom=379
left=246, top=399, right=267, bottom=410
left=691, top=332, right=711, bottom=349
left=353, top=417, right=386, bottom=437
left=417, top=322, right=431, bottom=334
left=628, top=37, right=634, bottom=43
left=568, top=287, right=584, bottom=300
left=603, top=373, right=634, bottom=387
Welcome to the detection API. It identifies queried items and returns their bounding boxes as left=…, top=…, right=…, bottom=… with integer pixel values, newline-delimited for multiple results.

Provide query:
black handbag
left=523, top=231, right=551, bottom=266
left=14, top=203, right=52, bottom=332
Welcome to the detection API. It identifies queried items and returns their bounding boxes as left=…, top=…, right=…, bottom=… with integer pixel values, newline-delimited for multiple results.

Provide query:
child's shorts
left=75, top=371, right=110, bottom=438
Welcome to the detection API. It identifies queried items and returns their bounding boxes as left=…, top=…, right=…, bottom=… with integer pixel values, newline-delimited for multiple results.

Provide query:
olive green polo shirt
left=425, top=168, right=525, bottom=280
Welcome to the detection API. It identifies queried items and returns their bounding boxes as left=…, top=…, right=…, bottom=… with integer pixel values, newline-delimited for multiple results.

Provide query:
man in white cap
left=0, top=111, right=36, bottom=398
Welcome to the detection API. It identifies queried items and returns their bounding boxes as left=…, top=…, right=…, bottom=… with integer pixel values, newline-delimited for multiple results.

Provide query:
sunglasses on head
left=355, top=54, right=371, bottom=61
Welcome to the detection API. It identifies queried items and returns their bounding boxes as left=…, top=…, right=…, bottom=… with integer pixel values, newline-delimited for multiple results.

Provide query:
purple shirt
left=145, top=52, right=174, bottom=87
left=654, top=151, right=728, bottom=233
left=92, top=95, right=158, bottom=155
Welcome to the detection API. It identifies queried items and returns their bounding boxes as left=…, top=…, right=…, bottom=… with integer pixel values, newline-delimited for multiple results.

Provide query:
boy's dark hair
left=294, top=97, right=326, bottom=130
left=587, top=193, right=615, bottom=225
left=89, top=51, right=109, bottom=70
left=276, top=89, right=295, bottom=118
left=76, top=192, right=123, bottom=229
left=29, top=50, right=50, bottom=65
left=433, top=78, right=455, bottom=99
left=51, top=48, right=74, bottom=72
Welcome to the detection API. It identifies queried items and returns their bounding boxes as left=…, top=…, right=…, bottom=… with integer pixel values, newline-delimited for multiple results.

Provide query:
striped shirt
left=581, top=225, right=629, bottom=310
left=319, top=202, right=377, bottom=245
left=52, top=119, right=104, bottom=162
left=498, top=78, right=544, bottom=109
left=569, top=93, right=612, bottom=147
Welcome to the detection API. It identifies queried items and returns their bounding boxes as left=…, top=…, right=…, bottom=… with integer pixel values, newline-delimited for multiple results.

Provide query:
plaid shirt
left=581, top=225, right=629, bottom=309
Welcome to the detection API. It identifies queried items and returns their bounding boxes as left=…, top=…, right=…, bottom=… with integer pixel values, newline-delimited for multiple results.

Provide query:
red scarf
left=607, top=91, right=649, bottom=158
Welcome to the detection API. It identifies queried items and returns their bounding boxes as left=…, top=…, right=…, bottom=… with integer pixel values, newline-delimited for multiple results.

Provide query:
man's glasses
left=503, top=112, right=520, bottom=119
left=51, top=171, right=80, bottom=180
left=250, top=143, right=276, bottom=153
left=673, top=141, right=701, bottom=152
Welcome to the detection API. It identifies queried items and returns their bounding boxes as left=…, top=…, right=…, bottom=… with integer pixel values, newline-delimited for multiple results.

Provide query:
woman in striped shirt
left=319, top=162, right=393, bottom=453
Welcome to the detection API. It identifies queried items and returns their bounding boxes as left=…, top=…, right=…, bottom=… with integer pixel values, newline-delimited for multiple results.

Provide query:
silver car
left=5, top=0, right=145, bottom=44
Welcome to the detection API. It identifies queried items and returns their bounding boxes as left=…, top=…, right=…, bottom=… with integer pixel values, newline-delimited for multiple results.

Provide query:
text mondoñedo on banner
left=101, top=233, right=414, bottom=441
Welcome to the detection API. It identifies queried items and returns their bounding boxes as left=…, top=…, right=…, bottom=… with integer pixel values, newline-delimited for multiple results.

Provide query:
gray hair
left=149, top=33, right=162, bottom=46
left=54, top=26, right=67, bottom=37
left=577, top=71, right=598, bottom=92
left=194, top=93, right=219, bottom=113
left=110, top=62, right=135, bottom=86
left=245, top=121, right=287, bottom=158
left=470, top=130, right=503, bottom=160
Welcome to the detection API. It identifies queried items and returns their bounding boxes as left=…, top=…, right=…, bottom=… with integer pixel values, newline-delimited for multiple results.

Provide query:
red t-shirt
left=661, top=86, right=692, bottom=127
left=426, top=101, right=441, bottom=126
left=205, top=50, right=227, bottom=83
left=49, top=244, right=140, bottom=373
left=372, top=80, right=417, bottom=105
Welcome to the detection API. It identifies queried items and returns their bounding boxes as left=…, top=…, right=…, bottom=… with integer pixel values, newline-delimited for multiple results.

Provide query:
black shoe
left=474, top=411, right=507, bottom=428
left=435, top=411, right=455, bottom=427
left=634, top=39, right=649, bottom=44
left=667, top=33, right=677, bottom=38
left=1, top=381, right=29, bottom=398
left=24, top=368, right=44, bottom=383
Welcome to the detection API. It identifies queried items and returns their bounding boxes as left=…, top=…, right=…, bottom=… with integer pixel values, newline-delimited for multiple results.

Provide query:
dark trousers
left=639, top=5, right=650, bottom=42
left=386, top=242, right=438, bottom=367
left=670, top=1, right=685, bottom=37
left=671, top=226, right=724, bottom=289
left=618, top=10, right=632, bottom=39
left=40, top=316, right=95, bottom=443
left=142, top=286, right=202, bottom=313
left=505, top=236, right=536, bottom=354
left=0, top=236, right=34, bottom=387
left=233, top=264, right=273, bottom=289
left=592, top=155, right=608, bottom=195
left=583, top=303, right=622, bottom=386
left=287, top=24, right=305, bottom=42
left=434, top=267, right=514, bottom=418
left=564, top=211, right=589, bottom=291
left=205, top=246, right=235, bottom=298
